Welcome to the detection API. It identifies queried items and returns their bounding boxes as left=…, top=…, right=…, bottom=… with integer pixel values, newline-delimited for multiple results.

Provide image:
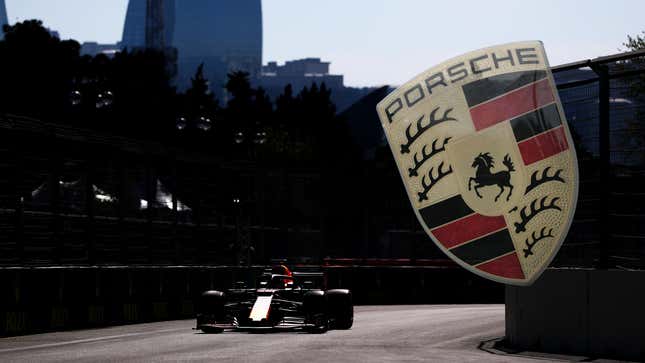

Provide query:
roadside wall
left=506, top=269, right=645, bottom=361
left=0, top=265, right=503, bottom=336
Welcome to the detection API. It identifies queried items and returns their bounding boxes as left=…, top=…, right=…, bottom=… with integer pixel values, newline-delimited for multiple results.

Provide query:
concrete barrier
left=0, top=265, right=503, bottom=336
left=506, top=268, right=645, bottom=361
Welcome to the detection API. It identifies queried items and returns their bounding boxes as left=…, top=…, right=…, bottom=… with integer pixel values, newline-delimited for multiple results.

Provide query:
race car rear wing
left=291, top=271, right=324, bottom=278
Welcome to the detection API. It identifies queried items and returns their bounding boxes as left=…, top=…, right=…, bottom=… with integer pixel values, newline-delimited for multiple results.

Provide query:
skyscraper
left=121, top=0, right=174, bottom=50
left=121, top=0, right=146, bottom=49
left=0, top=0, right=8, bottom=40
left=145, top=0, right=167, bottom=50
left=172, top=0, right=262, bottom=94
left=121, top=0, right=263, bottom=97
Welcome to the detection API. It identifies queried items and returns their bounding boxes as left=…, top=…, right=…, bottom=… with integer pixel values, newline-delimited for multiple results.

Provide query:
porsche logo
left=376, top=41, right=578, bottom=286
left=468, top=153, right=515, bottom=202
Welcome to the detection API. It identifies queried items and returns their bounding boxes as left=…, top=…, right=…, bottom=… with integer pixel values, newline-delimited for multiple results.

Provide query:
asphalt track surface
left=0, top=305, right=556, bottom=362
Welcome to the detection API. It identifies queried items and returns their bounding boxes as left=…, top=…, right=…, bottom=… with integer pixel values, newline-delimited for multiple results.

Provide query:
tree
left=223, top=71, right=276, bottom=151
left=252, top=87, right=272, bottom=125
left=224, top=71, right=254, bottom=138
left=226, top=71, right=253, bottom=110
left=108, top=48, right=176, bottom=137
left=0, top=20, right=179, bottom=140
left=180, top=63, right=219, bottom=132
left=623, top=31, right=645, bottom=51
left=275, top=84, right=296, bottom=124
left=0, top=20, right=80, bottom=119
left=618, top=32, right=645, bottom=165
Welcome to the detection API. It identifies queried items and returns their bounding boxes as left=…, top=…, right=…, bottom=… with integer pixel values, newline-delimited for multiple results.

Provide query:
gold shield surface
left=445, top=123, right=527, bottom=217
left=376, top=41, right=578, bottom=285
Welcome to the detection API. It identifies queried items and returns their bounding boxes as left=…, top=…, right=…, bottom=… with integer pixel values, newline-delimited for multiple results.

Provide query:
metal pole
left=171, top=158, right=179, bottom=264
left=15, top=150, right=25, bottom=264
left=85, top=159, right=95, bottom=264
left=145, top=163, right=154, bottom=263
left=118, top=156, right=127, bottom=264
left=592, top=64, right=610, bottom=269
left=50, top=153, right=61, bottom=264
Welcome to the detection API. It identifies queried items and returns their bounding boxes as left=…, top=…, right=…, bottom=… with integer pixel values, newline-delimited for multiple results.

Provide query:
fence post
left=146, top=163, right=154, bottom=263
left=118, top=155, right=127, bottom=263
left=50, top=152, right=62, bottom=264
left=86, top=158, right=95, bottom=264
left=14, top=144, right=25, bottom=263
left=171, top=158, right=179, bottom=264
left=592, top=64, right=610, bottom=269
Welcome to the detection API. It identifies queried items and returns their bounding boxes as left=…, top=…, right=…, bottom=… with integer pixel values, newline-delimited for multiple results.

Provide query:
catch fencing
left=551, top=49, right=645, bottom=269
left=0, top=50, right=644, bottom=270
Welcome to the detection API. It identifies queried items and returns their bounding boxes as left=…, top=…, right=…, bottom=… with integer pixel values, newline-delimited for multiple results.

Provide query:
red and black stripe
left=463, top=69, right=569, bottom=165
left=433, top=217, right=524, bottom=280
left=510, top=103, right=569, bottom=164
left=510, top=103, right=562, bottom=142
left=469, top=77, right=554, bottom=131
left=463, top=70, right=547, bottom=107
left=443, top=226, right=524, bottom=279
left=420, top=196, right=525, bottom=279
left=448, top=228, right=515, bottom=265
left=518, top=126, right=569, bottom=165
left=476, top=252, right=525, bottom=279
left=431, top=213, right=506, bottom=249
left=419, top=195, right=473, bottom=229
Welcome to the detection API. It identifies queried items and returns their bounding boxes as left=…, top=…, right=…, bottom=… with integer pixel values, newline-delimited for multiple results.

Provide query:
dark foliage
left=0, top=20, right=80, bottom=119
left=0, top=20, right=358, bottom=166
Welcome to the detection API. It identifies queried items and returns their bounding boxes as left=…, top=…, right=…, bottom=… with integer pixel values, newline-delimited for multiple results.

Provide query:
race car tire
left=327, top=289, right=353, bottom=330
left=197, top=290, right=226, bottom=333
left=303, top=290, right=328, bottom=333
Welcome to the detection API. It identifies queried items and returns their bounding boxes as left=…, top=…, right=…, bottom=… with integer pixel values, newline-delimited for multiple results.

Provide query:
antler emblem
left=525, top=167, right=565, bottom=194
left=400, top=107, right=456, bottom=154
left=513, top=196, right=562, bottom=233
left=523, top=227, right=555, bottom=257
left=417, top=161, right=453, bottom=202
left=408, top=137, right=451, bottom=177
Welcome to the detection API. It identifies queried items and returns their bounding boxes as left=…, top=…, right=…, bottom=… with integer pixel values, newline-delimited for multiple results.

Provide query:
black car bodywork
left=196, top=268, right=353, bottom=333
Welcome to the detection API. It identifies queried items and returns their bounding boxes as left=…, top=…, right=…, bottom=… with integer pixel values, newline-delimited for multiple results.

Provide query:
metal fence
left=0, top=116, right=329, bottom=266
left=551, top=49, right=645, bottom=269
left=0, top=50, right=644, bottom=269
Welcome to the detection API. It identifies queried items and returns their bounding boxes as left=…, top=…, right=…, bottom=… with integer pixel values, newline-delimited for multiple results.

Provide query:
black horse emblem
left=468, top=152, right=515, bottom=202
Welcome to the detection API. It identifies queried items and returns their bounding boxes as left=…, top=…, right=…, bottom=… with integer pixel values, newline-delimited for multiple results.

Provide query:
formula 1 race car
left=196, top=265, right=353, bottom=333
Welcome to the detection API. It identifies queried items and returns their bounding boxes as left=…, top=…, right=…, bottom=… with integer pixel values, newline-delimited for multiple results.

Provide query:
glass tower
left=0, top=0, right=8, bottom=40
left=121, top=0, right=175, bottom=50
left=172, top=0, right=263, bottom=94
left=121, top=0, right=263, bottom=95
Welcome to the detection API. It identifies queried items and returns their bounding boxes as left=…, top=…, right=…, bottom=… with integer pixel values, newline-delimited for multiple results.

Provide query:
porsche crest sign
left=376, top=41, right=578, bottom=285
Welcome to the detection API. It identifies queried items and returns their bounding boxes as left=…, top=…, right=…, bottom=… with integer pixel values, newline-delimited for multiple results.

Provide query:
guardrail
left=0, top=264, right=502, bottom=336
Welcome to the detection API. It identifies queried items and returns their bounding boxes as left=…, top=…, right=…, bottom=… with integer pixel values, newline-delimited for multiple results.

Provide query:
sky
left=5, top=0, right=645, bottom=87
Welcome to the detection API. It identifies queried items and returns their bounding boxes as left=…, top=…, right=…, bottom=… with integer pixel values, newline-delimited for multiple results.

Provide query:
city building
left=119, top=1, right=369, bottom=111
left=121, top=0, right=262, bottom=97
left=172, top=0, right=262, bottom=95
left=260, top=58, right=374, bottom=113
left=260, top=58, right=344, bottom=91
left=80, top=42, right=121, bottom=57
left=0, top=0, right=8, bottom=40
left=121, top=0, right=175, bottom=50
left=121, top=0, right=147, bottom=49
